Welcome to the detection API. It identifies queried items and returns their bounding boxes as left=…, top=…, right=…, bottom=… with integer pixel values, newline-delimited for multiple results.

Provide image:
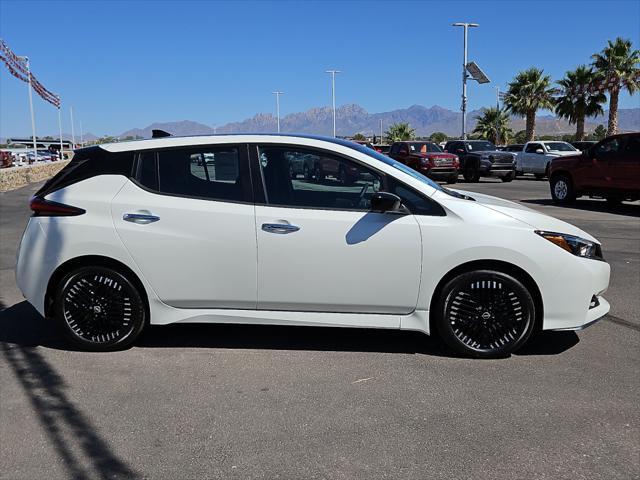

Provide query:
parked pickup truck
left=443, top=140, right=516, bottom=182
left=549, top=132, right=640, bottom=205
left=388, top=141, right=459, bottom=184
left=515, top=141, right=580, bottom=179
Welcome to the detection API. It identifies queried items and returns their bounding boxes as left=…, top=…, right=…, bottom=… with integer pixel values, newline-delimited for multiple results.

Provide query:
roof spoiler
left=152, top=129, right=172, bottom=138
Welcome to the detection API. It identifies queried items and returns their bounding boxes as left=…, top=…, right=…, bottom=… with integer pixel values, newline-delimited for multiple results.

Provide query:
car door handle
left=123, top=212, right=160, bottom=224
left=262, top=223, right=300, bottom=234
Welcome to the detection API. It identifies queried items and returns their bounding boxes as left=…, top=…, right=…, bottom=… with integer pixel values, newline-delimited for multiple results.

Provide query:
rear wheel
left=550, top=174, right=576, bottom=204
left=54, top=266, right=147, bottom=351
left=534, top=173, right=545, bottom=180
left=434, top=270, right=536, bottom=358
left=605, top=196, right=622, bottom=206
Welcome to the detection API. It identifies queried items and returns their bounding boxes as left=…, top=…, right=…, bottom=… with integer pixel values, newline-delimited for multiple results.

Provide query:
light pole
left=452, top=22, right=478, bottom=139
left=57, top=96, right=63, bottom=159
left=379, top=119, right=383, bottom=143
left=272, top=91, right=284, bottom=133
left=80, top=119, right=84, bottom=146
left=326, top=70, right=341, bottom=137
left=17, top=55, right=37, bottom=162
left=70, top=106, right=76, bottom=148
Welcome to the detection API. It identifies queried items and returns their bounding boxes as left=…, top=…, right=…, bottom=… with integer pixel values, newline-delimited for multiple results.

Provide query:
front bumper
left=420, top=167, right=458, bottom=179
left=550, top=295, right=610, bottom=331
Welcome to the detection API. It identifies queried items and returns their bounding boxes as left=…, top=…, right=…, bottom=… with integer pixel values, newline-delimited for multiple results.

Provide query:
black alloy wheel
left=501, top=171, right=515, bottom=182
left=435, top=270, right=536, bottom=358
left=55, top=266, right=146, bottom=351
left=463, top=164, right=480, bottom=183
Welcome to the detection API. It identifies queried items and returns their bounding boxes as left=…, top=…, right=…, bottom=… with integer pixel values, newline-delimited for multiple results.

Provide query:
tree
left=504, top=67, right=555, bottom=142
left=385, top=122, right=415, bottom=143
left=472, top=107, right=513, bottom=145
left=429, top=132, right=448, bottom=143
left=352, top=133, right=366, bottom=141
left=593, top=124, right=607, bottom=140
left=555, top=65, right=606, bottom=141
left=591, top=37, right=640, bottom=136
left=514, top=130, right=527, bottom=143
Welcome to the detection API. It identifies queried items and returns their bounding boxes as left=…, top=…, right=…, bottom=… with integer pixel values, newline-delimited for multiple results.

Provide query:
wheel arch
left=428, top=259, right=543, bottom=335
left=44, top=255, right=150, bottom=320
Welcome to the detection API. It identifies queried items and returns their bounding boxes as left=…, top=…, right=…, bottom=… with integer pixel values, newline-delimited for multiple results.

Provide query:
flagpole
left=57, top=96, right=63, bottom=159
left=20, top=56, right=38, bottom=163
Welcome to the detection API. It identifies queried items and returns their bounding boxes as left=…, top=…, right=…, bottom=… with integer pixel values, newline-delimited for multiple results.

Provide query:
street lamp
left=272, top=91, right=284, bottom=133
left=16, top=55, right=37, bottom=162
left=452, top=22, right=479, bottom=139
left=326, top=70, right=341, bottom=137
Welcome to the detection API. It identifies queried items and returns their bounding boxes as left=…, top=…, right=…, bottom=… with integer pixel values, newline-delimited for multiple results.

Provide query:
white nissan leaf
left=16, top=134, right=610, bottom=357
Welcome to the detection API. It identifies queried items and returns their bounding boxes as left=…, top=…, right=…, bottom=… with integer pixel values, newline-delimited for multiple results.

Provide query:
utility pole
left=326, top=70, right=341, bottom=137
left=17, top=56, right=37, bottom=162
left=496, top=86, right=500, bottom=145
left=380, top=119, right=383, bottom=143
left=80, top=119, right=84, bottom=146
left=272, top=91, right=284, bottom=133
left=452, top=23, right=479, bottom=139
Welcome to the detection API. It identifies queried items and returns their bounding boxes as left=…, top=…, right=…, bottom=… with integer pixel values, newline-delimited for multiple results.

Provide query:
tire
left=54, top=266, right=147, bottom=351
left=447, top=175, right=458, bottom=185
left=434, top=270, right=536, bottom=358
left=501, top=172, right=515, bottom=183
left=550, top=174, right=576, bottom=204
left=463, top=163, right=480, bottom=183
left=534, top=173, right=545, bottom=180
left=605, top=196, right=622, bottom=206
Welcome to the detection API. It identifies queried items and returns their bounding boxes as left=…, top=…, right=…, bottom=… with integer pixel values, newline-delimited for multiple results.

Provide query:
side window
left=137, top=151, right=158, bottom=191
left=388, top=179, right=444, bottom=216
left=525, top=143, right=541, bottom=153
left=624, top=136, right=640, bottom=156
left=148, top=146, right=244, bottom=201
left=258, top=146, right=381, bottom=210
left=595, top=138, right=622, bottom=156
left=389, top=144, right=399, bottom=155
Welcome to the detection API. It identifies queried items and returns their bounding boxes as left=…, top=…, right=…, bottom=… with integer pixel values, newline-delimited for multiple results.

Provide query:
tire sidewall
left=54, top=266, right=147, bottom=351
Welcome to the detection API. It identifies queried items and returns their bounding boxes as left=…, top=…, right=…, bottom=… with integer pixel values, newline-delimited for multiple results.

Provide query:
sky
left=1, top=0, right=639, bottom=138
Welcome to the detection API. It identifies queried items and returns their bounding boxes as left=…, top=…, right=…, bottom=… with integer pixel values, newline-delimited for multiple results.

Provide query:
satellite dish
left=466, top=61, right=490, bottom=84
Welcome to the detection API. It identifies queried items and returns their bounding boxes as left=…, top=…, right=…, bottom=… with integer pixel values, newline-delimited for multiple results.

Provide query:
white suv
left=16, top=134, right=610, bottom=357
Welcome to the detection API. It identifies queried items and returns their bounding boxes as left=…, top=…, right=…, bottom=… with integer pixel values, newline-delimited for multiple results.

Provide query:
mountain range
left=118, top=104, right=639, bottom=139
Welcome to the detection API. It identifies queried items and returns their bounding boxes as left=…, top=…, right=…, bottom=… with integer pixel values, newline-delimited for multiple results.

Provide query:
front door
left=112, top=145, right=257, bottom=310
left=253, top=144, right=422, bottom=315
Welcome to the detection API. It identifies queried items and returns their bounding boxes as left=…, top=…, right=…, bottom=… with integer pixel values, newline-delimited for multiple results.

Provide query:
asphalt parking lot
left=1, top=178, right=638, bottom=480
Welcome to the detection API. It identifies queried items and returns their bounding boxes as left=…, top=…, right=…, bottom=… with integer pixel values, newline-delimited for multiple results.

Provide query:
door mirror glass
left=370, top=192, right=403, bottom=213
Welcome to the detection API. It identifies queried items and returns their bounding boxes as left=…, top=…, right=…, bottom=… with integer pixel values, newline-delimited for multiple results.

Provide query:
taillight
left=29, top=196, right=85, bottom=217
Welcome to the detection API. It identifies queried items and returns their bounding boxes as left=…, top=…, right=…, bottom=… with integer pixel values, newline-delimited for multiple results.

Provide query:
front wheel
left=550, top=174, right=576, bottom=204
left=501, top=172, right=515, bottom=183
left=54, top=266, right=147, bottom=351
left=463, top=164, right=480, bottom=183
left=434, top=270, right=536, bottom=358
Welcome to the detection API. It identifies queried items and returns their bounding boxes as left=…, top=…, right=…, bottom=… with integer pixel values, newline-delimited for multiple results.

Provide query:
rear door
left=252, top=144, right=422, bottom=316
left=111, top=144, right=257, bottom=309
left=616, top=135, right=640, bottom=193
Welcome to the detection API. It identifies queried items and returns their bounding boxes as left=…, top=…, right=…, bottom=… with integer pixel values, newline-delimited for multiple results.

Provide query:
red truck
left=388, top=141, right=459, bottom=184
left=549, top=132, right=640, bottom=204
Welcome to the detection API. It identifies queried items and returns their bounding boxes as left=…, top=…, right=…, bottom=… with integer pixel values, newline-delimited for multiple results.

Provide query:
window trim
left=131, top=143, right=254, bottom=205
left=248, top=143, right=445, bottom=216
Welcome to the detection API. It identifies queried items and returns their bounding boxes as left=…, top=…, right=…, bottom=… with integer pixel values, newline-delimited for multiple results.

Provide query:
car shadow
left=1, top=301, right=579, bottom=358
left=521, top=198, right=640, bottom=217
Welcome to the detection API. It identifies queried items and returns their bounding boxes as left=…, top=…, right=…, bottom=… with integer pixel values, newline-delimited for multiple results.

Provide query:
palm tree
left=385, top=122, right=415, bottom=143
left=472, top=107, right=513, bottom=145
left=591, top=37, right=640, bottom=136
left=504, top=68, right=555, bottom=142
left=555, top=66, right=606, bottom=141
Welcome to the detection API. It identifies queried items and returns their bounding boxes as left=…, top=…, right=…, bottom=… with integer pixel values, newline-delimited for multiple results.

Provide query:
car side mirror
left=535, top=148, right=544, bottom=154
left=370, top=192, right=405, bottom=213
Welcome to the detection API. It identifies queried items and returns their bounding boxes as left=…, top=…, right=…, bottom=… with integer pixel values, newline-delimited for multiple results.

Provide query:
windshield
left=343, top=141, right=443, bottom=191
left=546, top=142, right=577, bottom=152
left=466, top=141, right=496, bottom=152
left=408, top=142, right=443, bottom=153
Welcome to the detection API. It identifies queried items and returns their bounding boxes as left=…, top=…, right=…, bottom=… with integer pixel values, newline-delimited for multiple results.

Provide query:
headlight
left=535, top=230, right=603, bottom=260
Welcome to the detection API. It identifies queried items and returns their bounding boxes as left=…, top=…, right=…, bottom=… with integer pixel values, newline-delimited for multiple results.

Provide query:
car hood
left=546, top=150, right=580, bottom=157
left=447, top=189, right=599, bottom=243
